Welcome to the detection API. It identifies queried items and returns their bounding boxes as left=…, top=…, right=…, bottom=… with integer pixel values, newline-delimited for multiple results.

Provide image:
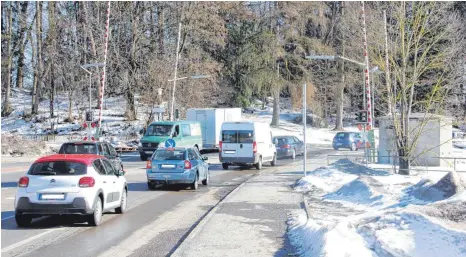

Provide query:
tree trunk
left=398, top=147, right=410, bottom=175
left=157, top=4, right=164, bottom=56
left=334, top=2, right=345, bottom=131
left=2, top=3, right=13, bottom=117
left=68, top=91, right=73, bottom=121
left=271, top=89, right=280, bottom=127
left=15, top=2, right=29, bottom=90
left=32, top=1, right=42, bottom=115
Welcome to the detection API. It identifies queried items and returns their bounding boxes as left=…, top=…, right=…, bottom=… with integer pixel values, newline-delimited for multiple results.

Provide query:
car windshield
left=153, top=149, right=185, bottom=161
left=59, top=143, right=97, bottom=154
left=28, top=161, right=87, bottom=176
left=146, top=125, right=173, bottom=136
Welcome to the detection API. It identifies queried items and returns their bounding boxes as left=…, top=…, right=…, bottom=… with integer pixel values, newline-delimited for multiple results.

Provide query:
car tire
left=271, top=154, right=277, bottom=166
left=291, top=150, right=296, bottom=160
left=351, top=143, right=357, bottom=151
left=15, top=214, right=32, bottom=227
left=202, top=171, right=210, bottom=186
left=256, top=157, right=262, bottom=170
left=115, top=189, right=127, bottom=214
left=333, top=146, right=339, bottom=151
left=222, top=163, right=229, bottom=170
left=140, top=153, right=147, bottom=161
left=88, top=196, right=103, bottom=226
left=191, top=173, right=199, bottom=190
left=148, top=182, right=156, bottom=190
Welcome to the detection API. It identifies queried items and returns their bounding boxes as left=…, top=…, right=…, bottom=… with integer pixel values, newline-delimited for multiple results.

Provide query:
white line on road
left=1, top=228, right=65, bottom=253
left=1, top=215, right=14, bottom=221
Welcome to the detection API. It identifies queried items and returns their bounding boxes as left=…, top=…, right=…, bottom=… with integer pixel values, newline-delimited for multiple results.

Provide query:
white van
left=219, top=122, right=277, bottom=170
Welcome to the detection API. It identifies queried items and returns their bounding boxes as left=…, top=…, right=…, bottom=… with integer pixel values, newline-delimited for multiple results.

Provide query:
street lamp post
left=168, top=74, right=211, bottom=120
left=80, top=62, right=105, bottom=119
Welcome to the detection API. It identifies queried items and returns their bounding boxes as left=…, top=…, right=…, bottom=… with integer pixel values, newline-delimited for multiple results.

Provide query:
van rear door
left=221, top=128, right=238, bottom=158
left=237, top=130, right=254, bottom=160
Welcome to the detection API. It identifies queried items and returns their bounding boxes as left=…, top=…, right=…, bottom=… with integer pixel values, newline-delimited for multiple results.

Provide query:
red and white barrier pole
left=97, top=1, right=111, bottom=136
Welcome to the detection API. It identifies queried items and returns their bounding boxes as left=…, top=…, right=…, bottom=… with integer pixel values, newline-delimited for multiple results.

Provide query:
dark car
left=58, top=141, right=124, bottom=171
left=273, top=136, right=305, bottom=159
left=332, top=132, right=362, bottom=151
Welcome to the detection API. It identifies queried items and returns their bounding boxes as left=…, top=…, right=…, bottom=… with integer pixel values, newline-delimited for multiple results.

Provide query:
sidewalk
left=172, top=160, right=322, bottom=257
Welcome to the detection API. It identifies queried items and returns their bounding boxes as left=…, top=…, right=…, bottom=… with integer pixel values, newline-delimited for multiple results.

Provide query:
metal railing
left=327, top=154, right=466, bottom=173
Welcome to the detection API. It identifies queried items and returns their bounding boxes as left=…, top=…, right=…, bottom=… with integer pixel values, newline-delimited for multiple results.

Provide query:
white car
left=14, top=154, right=128, bottom=227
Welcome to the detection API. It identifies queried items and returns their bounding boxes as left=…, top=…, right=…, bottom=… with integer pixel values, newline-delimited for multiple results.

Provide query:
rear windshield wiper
left=32, top=171, right=57, bottom=175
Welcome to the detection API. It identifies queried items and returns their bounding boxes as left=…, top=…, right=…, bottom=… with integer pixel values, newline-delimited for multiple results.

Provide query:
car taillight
left=79, top=177, right=95, bottom=188
left=253, top=141, right=257, bottom=153
left=281, top=144, right=291, bottom=149
left=219, top=141, right=222, bottom=151
left=184, top=160, right=192, bottom=169
left=146, top=160, right=152, bottom=169
left=18, top=176, right=29, bottom=188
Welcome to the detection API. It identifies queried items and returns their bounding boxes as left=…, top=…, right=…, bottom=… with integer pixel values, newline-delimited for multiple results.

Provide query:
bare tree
left=2, top=2, right=13, bottom=117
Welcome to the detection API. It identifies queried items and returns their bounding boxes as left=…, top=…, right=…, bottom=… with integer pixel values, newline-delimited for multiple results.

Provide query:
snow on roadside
left=289, top=159, right=466, bottom=257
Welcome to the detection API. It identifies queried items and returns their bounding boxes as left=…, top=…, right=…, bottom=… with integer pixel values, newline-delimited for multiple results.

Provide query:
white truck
left=186, top=108, right=242, bottom=151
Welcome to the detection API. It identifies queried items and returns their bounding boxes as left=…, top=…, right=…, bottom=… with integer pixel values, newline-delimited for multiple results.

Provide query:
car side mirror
left=172, top=132, right=177, bottom=138
left=202, top=157, right=208, bottom=161
left=116, top=170, right=125, bottom=177
left=116, top=153, right=121, bottom=157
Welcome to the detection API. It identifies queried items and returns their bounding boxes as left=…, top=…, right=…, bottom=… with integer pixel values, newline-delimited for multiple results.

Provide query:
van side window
left=182, top=124, right=191, bottom=137
left=238, top=130, right=254, bottom=143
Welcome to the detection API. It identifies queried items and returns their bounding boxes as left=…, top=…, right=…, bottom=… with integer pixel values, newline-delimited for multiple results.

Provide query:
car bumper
left=15, top=197, right=92, bottom=215
left=219, top=154, right=259, bottom=165
left=138, top=147, right=158, bottom=155
left=147, top=170, right=195, bottom=184
left=276, top=148, right=293, bottom=157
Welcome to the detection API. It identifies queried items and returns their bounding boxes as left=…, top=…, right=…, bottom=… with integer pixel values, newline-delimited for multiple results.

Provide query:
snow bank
left=290, top=160, right=466, bottom=257
left=1, top=134, right=51, bottom=156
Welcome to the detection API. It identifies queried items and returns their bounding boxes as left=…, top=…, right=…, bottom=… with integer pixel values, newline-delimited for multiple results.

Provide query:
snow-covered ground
left=289, top=160, right=466, bottom=257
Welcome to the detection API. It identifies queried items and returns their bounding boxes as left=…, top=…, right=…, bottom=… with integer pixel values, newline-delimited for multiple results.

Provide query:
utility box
left=378, top=113, right=453, bottom=167
left=186, top=108, right=242, bottom=150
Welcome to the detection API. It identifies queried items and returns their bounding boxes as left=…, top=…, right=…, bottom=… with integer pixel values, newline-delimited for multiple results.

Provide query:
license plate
left=224, top=150, right=235, bottom=154
left=161, top=164, right=176, bottom=169
left=39, top=194, right=65, bottom=200
left=336, top=143, right=342, bottom=146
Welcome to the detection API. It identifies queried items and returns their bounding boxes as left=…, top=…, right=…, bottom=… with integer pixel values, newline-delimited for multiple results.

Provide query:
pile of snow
left=289, top=160, right=466, bottom=257
left=1, top=134, right=51, bottom=156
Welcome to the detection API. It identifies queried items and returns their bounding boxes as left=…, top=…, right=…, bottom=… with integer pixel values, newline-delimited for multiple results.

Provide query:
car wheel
left=291, top=150, right=296, bottom=160
left=191, top=173, right=199, bottom=190
left=271, top=154, right=277, bottom=166
left=88, top=196, right=103, bottom=226
left=222, top=163, right=229, bottom=170
left=15, top=214, right=32, bottom=227
left=115, top=189, right=127, bottom=214
left=333, top=146, right=339, bottom=151
left=202, top=171, right=210, bottom=186
left=256, top=157, right=262, bottom=170
left=148, top=182, right=156, bottom=190
left=140, top=153, right=147, bottom=161
left=351, top=143, right=357, bottom=151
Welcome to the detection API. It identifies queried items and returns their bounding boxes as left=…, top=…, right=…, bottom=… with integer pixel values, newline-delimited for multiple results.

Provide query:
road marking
left=1, top=215, right=14, bottom=221
left=1, top=228, right=65, bottom=253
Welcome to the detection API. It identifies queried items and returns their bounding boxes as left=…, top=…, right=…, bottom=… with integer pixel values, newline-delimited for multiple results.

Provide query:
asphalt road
left=1, top=145, right=357, bottom=257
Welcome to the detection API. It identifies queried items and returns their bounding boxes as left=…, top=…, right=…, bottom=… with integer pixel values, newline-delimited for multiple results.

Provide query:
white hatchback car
left=15, top=154, right=128, bottom=227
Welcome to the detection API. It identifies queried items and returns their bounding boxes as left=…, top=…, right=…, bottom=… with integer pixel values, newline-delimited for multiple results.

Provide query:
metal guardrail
left=19, top=134, right=140, bottom=142
left=327, top=154, right=466, bottom=173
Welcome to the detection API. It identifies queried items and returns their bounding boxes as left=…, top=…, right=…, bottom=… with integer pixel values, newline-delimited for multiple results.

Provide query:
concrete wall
left=378, top=115, right=452, bottom=167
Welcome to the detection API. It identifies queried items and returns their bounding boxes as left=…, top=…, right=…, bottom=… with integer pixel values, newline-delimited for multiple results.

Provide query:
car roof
left=157, top=147, right=187, bottom=151
left=34, top=154, right=103, bottom=166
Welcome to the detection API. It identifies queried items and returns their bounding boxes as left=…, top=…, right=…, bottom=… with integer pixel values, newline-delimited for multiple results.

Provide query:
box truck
left=186, top=108, right=242, bottom=151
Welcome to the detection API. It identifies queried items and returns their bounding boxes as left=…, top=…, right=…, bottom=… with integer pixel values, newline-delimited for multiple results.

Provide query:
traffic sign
left=165, top=139, right=176, bottom=148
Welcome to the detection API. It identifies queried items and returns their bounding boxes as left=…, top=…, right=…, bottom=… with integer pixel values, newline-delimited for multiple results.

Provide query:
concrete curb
left=170, top=178, right=249, bottom=257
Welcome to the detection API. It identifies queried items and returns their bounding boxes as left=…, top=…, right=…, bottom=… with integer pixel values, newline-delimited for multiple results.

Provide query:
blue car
left=146, top=147, right=209, bottom=190
left=332, top=132, right=363, bottom=151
